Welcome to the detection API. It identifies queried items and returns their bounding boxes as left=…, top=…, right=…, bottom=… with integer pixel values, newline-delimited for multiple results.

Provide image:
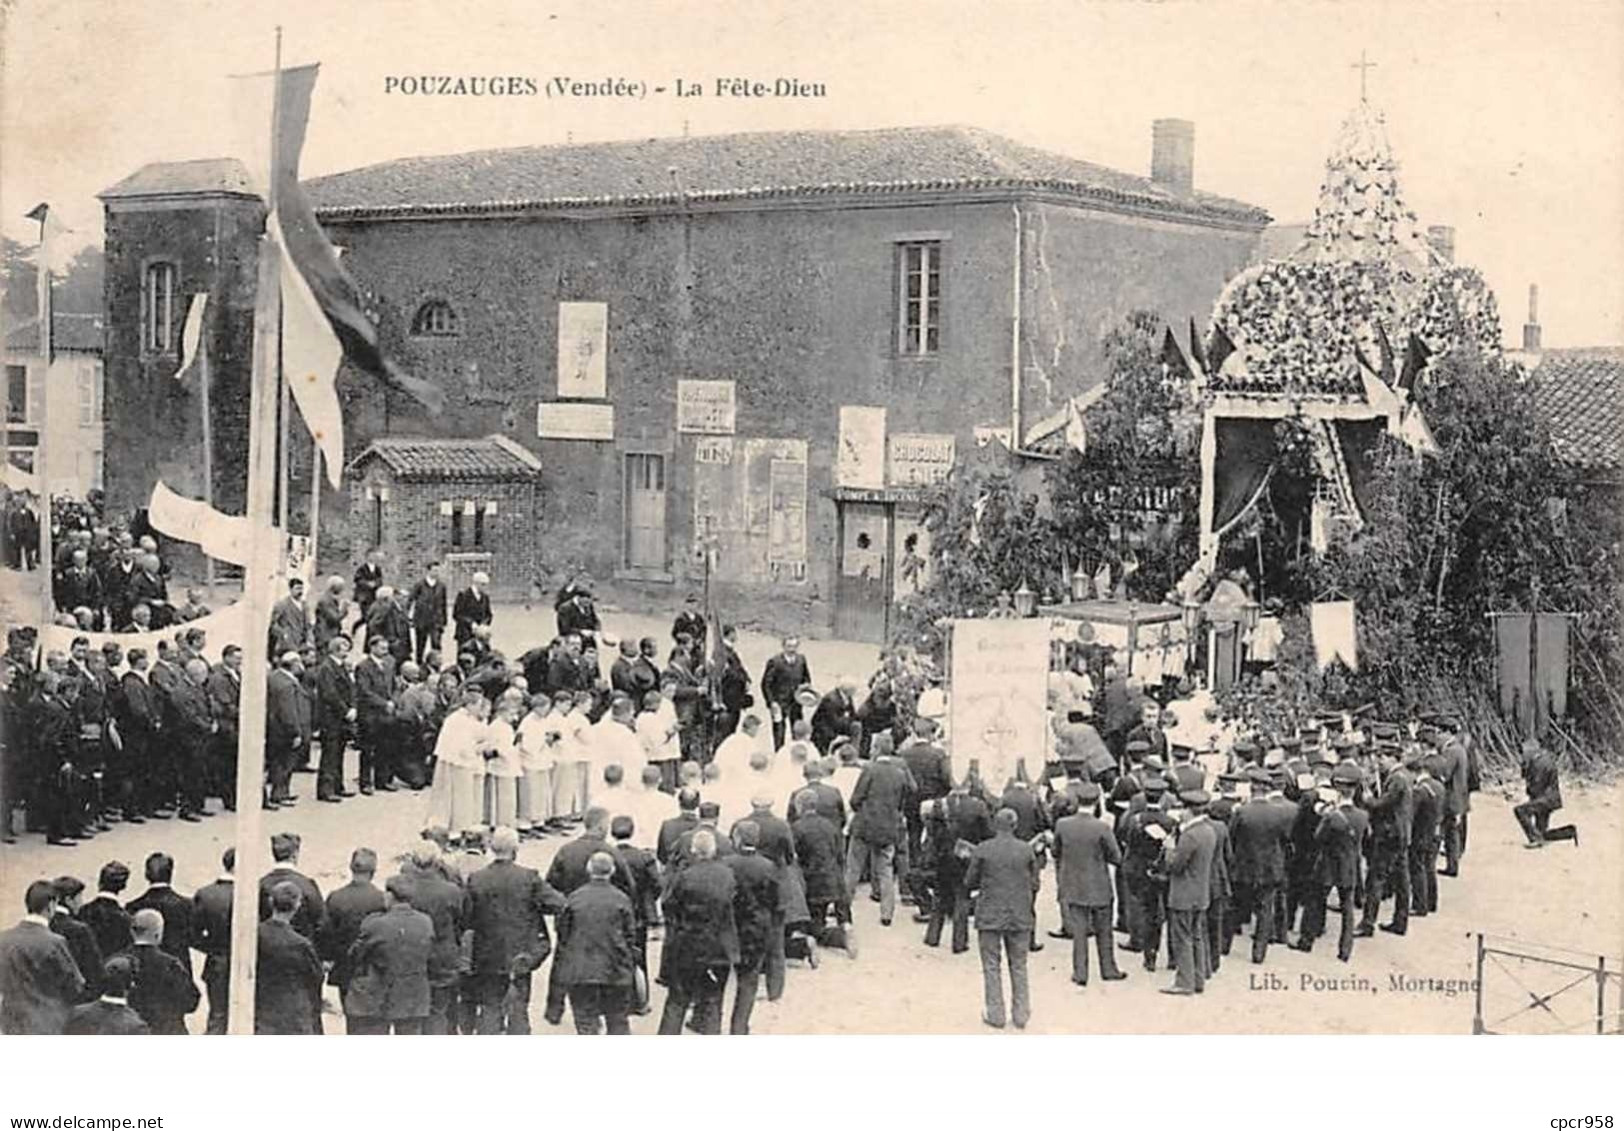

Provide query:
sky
left=2, top=0, right=1621, bottom=346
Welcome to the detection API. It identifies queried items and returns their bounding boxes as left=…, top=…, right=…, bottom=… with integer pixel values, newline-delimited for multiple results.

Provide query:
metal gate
left=1471, top=933, right=1623, bottom=1035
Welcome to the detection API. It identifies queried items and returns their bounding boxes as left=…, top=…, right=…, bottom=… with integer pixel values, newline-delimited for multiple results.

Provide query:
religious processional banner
left=949, top=617, right=1050, bottom=791
left=41, top=599, right=249, bottom=666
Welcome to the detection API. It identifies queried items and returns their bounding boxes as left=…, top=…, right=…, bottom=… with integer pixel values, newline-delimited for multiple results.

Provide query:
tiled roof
left=1529, top=348, right=1624, bottom=472
left=305, top=126, right=1270, bottom=227
left=4, top=313, right=103, bottom=354
left=348, top=434, right=541, bottom=481
left=99, top=159, right=257, bottom=201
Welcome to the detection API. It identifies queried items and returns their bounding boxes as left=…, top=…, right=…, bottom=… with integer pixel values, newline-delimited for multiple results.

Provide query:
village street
left=3, top=602, right=1617, bottom=1036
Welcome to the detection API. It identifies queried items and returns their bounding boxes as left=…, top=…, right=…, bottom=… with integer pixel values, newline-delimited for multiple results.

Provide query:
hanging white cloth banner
left=148, top=480, right=253, bottom=566
left=1310, top=600, right=1358, bottom=671
left=42, top=599, right=249, bottom=666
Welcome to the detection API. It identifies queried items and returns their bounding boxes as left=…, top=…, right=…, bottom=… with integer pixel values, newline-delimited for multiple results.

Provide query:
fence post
left=1597, top=956, right=1607, bottom=1036
left=1472, top=933, right=1486, bottom=1035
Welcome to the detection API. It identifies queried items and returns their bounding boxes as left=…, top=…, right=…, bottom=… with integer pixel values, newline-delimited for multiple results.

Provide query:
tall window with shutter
left=895, top=241, right=942, bottom=356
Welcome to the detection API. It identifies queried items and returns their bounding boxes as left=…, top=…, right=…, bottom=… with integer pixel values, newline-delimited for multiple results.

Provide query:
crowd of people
left=0, top=553, right=1584, bottom=1035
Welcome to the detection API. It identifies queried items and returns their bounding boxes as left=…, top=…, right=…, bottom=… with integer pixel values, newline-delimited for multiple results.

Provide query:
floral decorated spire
left=1293, top=98, right=1437, bottom=270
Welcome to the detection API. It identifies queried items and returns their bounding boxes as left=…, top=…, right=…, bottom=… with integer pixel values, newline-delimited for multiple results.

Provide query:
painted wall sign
left=887, top=432, right=956, bottom=486
left=695, top=436, right=733, bottom=465
left=556, top=302, right=608, bottom=399
left=837, top=405, right=887, bottom=489
left=768, top=457, right=808, bottom=566
left=537, top=401, right=614, bottom=441
left=677, top=379, right=737, bottom=435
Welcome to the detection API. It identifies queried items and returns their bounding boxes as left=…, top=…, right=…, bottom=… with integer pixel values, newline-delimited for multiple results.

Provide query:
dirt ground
left=2, top=602, right=1620, bottom=1034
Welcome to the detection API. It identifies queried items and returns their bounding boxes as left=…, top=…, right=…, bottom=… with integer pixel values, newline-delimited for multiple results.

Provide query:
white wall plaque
left=677, top=379, right=737, bottom=435
left=538, top=401, right=614, bottom=441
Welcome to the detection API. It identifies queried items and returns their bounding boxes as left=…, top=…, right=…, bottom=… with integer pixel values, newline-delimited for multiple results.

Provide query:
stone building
left=102, top=123, right=1269, bottom=640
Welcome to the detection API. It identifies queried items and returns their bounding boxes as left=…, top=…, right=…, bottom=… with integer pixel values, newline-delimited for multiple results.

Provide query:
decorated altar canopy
left=1175, top=93, right=1502, bottom=596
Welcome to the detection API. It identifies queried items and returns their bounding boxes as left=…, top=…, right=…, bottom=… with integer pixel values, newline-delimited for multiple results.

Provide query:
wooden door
left=624, top=453, right=666, bottom=570
left=835, top=501, right=890, bottom=643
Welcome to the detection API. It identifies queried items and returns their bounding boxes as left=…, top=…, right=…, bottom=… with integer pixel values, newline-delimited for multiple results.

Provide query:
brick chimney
left=1523, top=283, right=1542, bottom=352
left=1151, top=119, right=1195, bottom=195
left=1426, top=224, right=1456, bottom=264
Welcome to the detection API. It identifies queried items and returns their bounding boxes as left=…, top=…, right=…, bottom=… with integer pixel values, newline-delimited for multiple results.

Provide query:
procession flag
left=174, top=294, right=208, bottom=384
left=148, top=480, right=252, bottom=565
left=1187, top=317, right=1210, bottom=378
left=233, top=63, right=444, bottom=486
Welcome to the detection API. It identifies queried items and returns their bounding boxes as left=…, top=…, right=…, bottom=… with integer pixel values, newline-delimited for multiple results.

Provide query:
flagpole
left=309, top=439, right=322, bottom=577
left=226, top=25, right=284, bottom=1037
left=202, top=209, right=221, bottom=601
left=33, top=204, right=53, bottom=625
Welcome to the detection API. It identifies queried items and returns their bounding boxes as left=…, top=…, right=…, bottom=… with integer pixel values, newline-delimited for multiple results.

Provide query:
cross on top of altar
left=1353, top=50, right=1377, bottom=102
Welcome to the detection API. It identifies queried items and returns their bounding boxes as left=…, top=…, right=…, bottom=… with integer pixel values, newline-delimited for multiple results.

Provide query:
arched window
left=411, top=299, right=460, bottom=338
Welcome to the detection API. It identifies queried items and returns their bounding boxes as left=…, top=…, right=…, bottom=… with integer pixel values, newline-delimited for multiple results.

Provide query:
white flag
left=271, top=210, right=345, bottom=486
left=148, top=480, right=253, bottom=565
left=175, top=294, right=208, bottom=383
left=1310, top=600, right=1358, bottom=672
left=1064, top=400, right=1087, bottom=454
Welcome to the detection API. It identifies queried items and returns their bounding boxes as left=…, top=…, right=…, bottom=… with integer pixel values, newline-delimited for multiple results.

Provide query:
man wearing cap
left=1513, top=738, right=1577, bottom=849
left=760, top=637, right=813, bottom=750
left=1356, top=745, right=1413, bottom=937
left=453, top=572, right=494, bottom=657
left=966, top=808, right=1041, bottom=1029
left=1162, top=790, right=1217, bottom=995
left=343, top=874, right=435, bottom=1035
left=1410, top=754, right=1446, bottom=917
left=1229, top=768, right=1293, bottom=963
left=555, top=850, right=639, bottom=1034
left=1120, top=775, right=1175, bottom=969
left=1295, top=765, right=1368, bottom=961
left=1051, top=781, right=1125, bottom=985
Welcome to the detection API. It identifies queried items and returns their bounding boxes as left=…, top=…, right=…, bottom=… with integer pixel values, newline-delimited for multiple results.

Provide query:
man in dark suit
left=789, top=760, right=846, bottom=830
left=353, top=551, right=385, bottom=633
left=843, top=738, right=915, bottom=926
left=170, top=659, right=217, bottom=821
left=396, top=844, right=470, bottom=1034
left=965, top=809, right=1041, bottom=1030
left=1434, top=723, right=1473, bottom=874
left=711, top=624, right=751, bottom=744
left=0, top=881, right=85, bottom=1033
left=259, top=832, right=327, bottom=945
left=1123, top=701, right=1170, bottom=768
left=542, top=809, right=634, bottom=1025
left=790, top=791, right=850, bottom=956
left=353, top=636, right=398, bottom=793
left=657, top=829, right=739, bottom=1035
left=922, top=779, right=993, bottom=954
left=1514, top=738, right=1577, bottom=849
left=117, top=652, right=162, bottom=819
left=29, top=671, right=79, bottom=845
left=759, top=636, right=812, bottom=749
left=609, top=817, right=660, bottom=999
left=554, top=851, right=640, bottom=1034
left=1410, top=753, right=1446, bottom=916
left=256, top=881, right=324, bottom=1034
left=810, top=679, right=862, bottom=756
left=191, top=848, right=235, bottom=1034
left=123, top=908, right=200, bottom=1034
left=48, top=876, right=102, bottom=1002
left=1295, top=765, right=1369, bottom=962
left=269, top=578, right=312, bottom=656
left=1120, top=776, right=1176, bottom=969
left=466, top=826, right=567, bottom=1034
left=79, top=860, right=134, bottom=960
left=343, top=874, right=434, bottom=1034
left=453, top=571, right=494, bottom=656
left=365, top=587, right=412, bottom=667
left=900, top=716, right=953, bottom=909
left=1230, top=768, right=1294, bottom=962
left=1161, top=791, right=1218, bottom=996
left=656, top=789, right=703, bottom=869
left=723, top=821, right=781, bottom=1034
left=1051, top=781, right=1125, bottom=985
left=64, top=954, right=148, bottom=1034
left=313, top=576, right=351, bottom=654
left=314, top=637, right=357, bottom=801
left=265, top=653, right=307, bottom=806
left=408, top=562, right=449, bottom=665
left=1206, top=790, right=1235, bottom=971
left=1358, top=746, right=1414, bottom=937
left=126, top=852, right=193, bottom=968
left=323, top=848, right=388, bottom=1022
left=206, top=646, right=242, bottom=811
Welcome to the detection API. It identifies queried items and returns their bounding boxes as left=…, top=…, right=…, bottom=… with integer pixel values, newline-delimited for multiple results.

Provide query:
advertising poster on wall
left=837, top=405, right=887, bottom=488
left=556, top=301, right=608, bottom=399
